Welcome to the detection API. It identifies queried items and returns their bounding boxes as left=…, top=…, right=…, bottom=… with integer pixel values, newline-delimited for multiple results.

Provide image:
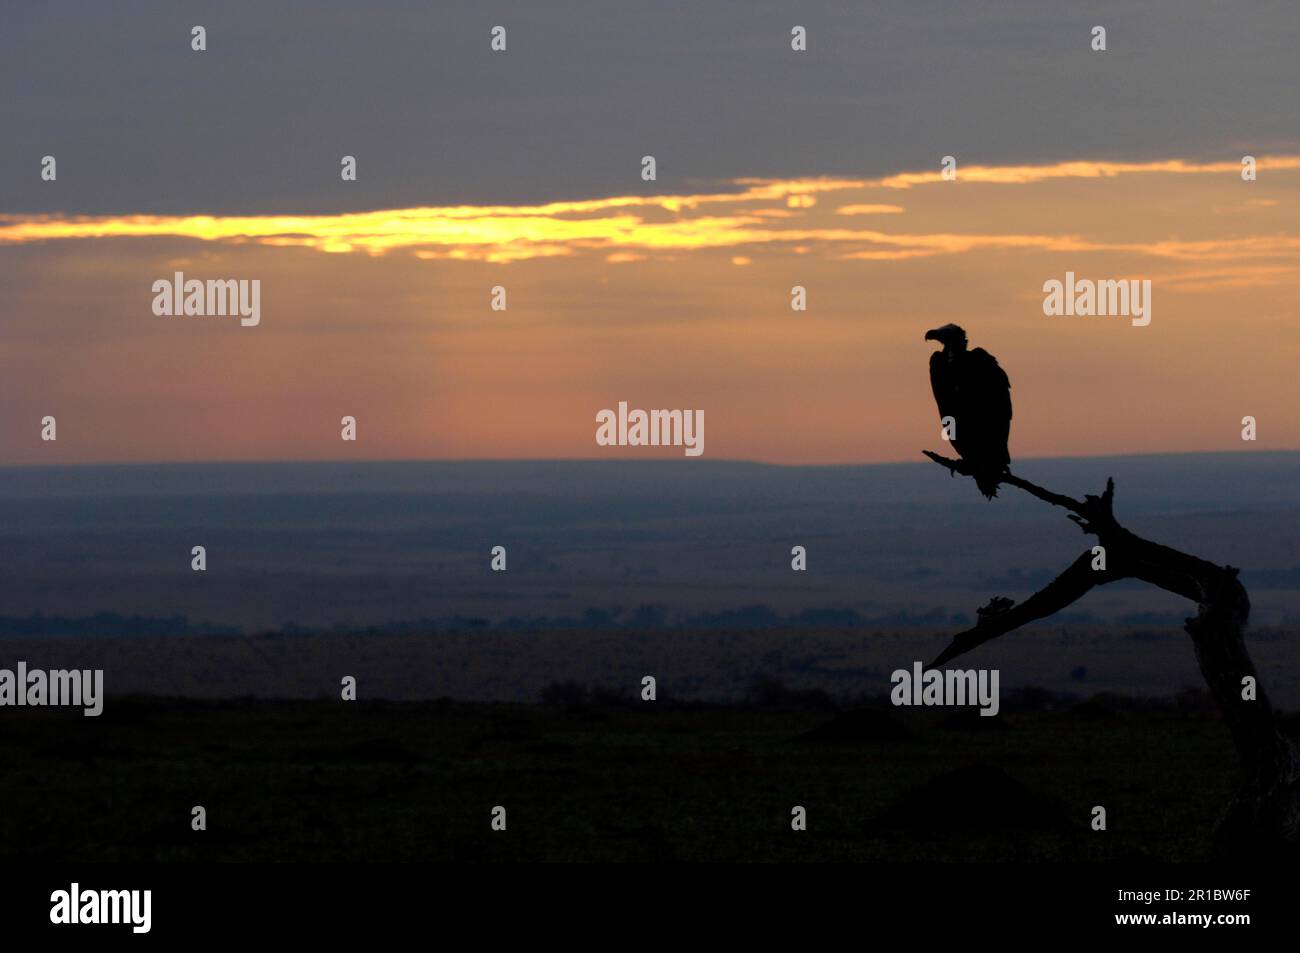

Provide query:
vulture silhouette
left=925, top=324, right=1012, bottom=499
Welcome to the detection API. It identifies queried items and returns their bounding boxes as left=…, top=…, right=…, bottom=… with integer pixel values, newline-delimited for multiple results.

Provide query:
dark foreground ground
left=3, top=689, right=1290, bottom=863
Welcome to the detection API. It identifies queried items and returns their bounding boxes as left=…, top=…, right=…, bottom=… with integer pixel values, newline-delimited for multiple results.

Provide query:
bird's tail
left=975, top=469, right=1003, bottom=500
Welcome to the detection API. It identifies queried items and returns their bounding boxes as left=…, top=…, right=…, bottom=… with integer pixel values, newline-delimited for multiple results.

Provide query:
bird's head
left=925, top=323, right=968, bottom=352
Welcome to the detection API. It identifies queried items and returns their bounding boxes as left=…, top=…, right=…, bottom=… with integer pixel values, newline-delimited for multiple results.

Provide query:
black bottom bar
left=4, top=861, right=1289, bottom=942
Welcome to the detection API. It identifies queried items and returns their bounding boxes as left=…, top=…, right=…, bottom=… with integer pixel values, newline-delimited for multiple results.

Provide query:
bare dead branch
left=929, top=551, right=1112, bottom=667
left=922, top=451, right=1088, bottom=517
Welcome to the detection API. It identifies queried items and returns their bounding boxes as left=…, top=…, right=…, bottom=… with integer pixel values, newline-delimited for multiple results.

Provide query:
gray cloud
left=2, top=0, right=1298, bottom=215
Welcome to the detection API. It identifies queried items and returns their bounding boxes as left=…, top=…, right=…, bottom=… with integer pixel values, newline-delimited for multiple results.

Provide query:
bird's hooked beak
left=924, top=328, right=941, bottom=342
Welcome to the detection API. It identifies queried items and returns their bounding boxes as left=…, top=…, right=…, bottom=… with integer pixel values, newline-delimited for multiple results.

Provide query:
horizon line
left=4, top=448, right=1298, bottom=473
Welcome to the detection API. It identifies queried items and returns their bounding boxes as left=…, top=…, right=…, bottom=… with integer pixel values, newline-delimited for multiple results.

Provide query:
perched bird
left=924, top=324, right=1012, bottom=499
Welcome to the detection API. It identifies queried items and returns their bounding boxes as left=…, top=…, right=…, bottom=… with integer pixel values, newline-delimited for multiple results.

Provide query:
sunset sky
left=3, top=1, right=1299, bottom=466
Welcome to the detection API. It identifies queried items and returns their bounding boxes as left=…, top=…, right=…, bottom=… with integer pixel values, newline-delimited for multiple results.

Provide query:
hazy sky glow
left=3, top=155, right=1299, bottom=465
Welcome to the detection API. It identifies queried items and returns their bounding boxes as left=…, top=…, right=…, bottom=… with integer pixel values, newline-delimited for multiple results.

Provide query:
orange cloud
left=872, top=156, right=1300, bottom=189
left=836, top=204, right=906, bottom=215
left=1, top=156, right=1296, bottom=270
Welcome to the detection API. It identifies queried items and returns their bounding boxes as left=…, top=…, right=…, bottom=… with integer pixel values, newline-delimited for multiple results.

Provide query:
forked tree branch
left=922, top=449, right=1299, bottom=857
